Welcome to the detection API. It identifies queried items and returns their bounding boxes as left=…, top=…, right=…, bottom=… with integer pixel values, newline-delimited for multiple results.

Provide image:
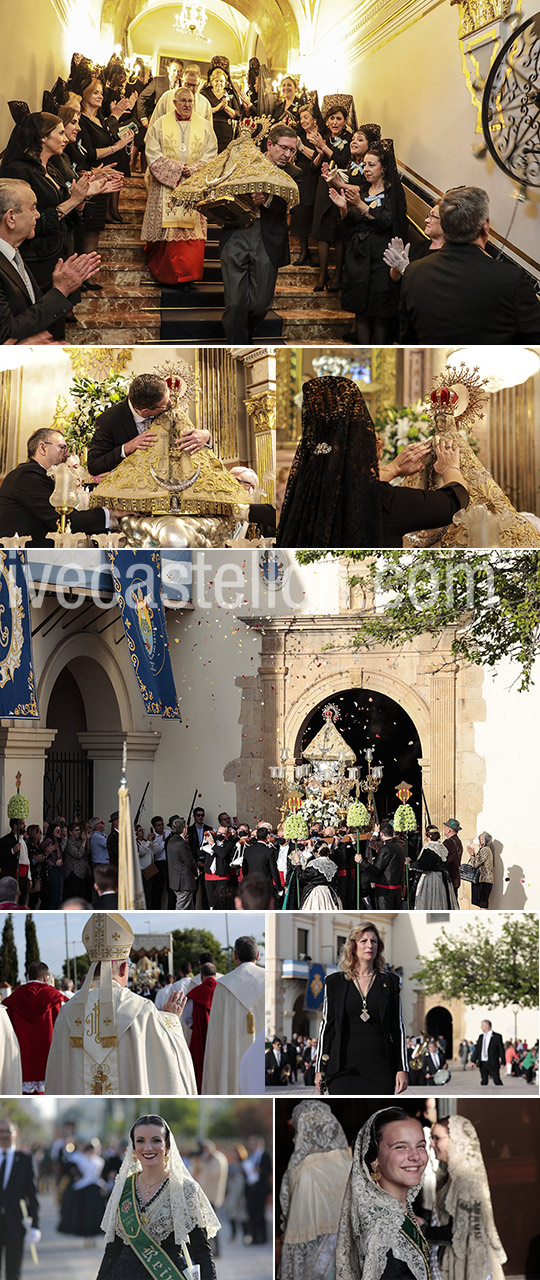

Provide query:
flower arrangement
left=347, top=800, right=370, bottom=829
left=63, top=372, right=131, bottom=453
left=283, top=812, right=309, bottom=840
left=374, top=399, right=479, bottom=463
left=373, top=401, right=432, bottom=463
left=296, top=797, right=342, bottom=827
left=7, top=793, right=29, bottom=821
left=393, top=803, right=417, bottom=832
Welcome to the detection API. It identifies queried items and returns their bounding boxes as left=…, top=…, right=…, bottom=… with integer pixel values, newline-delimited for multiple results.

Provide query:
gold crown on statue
left=154, top=358, right=198, bottom=405
left=427, top=364, right=488, bottom=432
left=82, top=912, right=134, bottom=962
left=238, top=114, right=274, bottom=144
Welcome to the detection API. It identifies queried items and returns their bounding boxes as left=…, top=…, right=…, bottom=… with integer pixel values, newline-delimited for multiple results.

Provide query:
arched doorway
left=292, top=992, right=310, bottom=1038
left=297, top=687, right=423, bottom=825
left=44, top=656, right=124, bottom=823
left=425, top=1006, right=453, bottom=1059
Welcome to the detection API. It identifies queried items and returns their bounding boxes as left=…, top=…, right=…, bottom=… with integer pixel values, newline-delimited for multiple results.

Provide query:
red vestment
left=4, top=982, right=67, bottom=1086
left=189, top=976, right=217, bottom=1093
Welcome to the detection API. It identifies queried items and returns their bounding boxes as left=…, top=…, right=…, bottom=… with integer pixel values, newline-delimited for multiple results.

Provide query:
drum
left=433, top=1068, right=451, bottom=1086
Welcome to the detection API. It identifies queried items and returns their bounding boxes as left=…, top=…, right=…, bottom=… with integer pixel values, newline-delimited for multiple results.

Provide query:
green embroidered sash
left=400, top=1212, right=431, bottom=1279
left=119, top=1175, right=191, bottom=1280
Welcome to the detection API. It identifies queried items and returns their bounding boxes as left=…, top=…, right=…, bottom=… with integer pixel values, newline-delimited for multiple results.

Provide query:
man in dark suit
left=93, top=863, right=119, bottom=908
left=0, top=178, right=100, bottom=342
left=137, top=59, right=183, bottom=126
left=167, top=817, right=198, bottom=910
left=219, top=125, right=300, bottom=342
left=360, top=821, right=405, bottom=909
left=400, top=185, right=540, bottom=343
left=424, top=1037, right=449, bottom=1084
left=86, top=373, right=210, bottom=478
left=443, top=818, right=463, bottom=891
left=0, top=428, right=108, bottom=547
left=242, top=826, right=282, bottom=901
left=188, top=806, right=212, bottom=857
left=265, top=1035, right=285, bottom=1085
left=475, top=1018, right=505, bottom=1086
left=0, top=820, right=25, bottom=880
left=0, top=1118, right=39, bottom=1280
left=106, top=812, right=119, bottom=866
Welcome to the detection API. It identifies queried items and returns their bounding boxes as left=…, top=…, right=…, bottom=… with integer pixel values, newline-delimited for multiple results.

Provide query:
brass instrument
left=409, top=1036, right=429, bottom=1072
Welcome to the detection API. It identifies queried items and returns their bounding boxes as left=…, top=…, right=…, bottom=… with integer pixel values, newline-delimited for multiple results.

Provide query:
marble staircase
left=72, top=177, right=355, bottom=345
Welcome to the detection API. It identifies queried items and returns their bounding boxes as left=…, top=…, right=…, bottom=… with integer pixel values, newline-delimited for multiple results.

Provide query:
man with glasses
left=219, top=124, right=299, bottom=342
left=0, top=428, right=109, bottom=546
left=0, top=1119, right=40, bottom=1279
left=148, top=63, right=212, bottom=126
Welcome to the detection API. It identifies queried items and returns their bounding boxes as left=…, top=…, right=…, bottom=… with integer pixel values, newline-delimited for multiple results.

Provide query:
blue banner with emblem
left=0, top=551, right=38, bottom=719
left=107, top=551, right=181, bottom=719
left=304, top=962, right=326, bottom=1012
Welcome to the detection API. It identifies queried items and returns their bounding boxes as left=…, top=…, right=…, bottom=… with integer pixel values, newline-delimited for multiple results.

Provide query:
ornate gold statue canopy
left=175, top=121, right=300, bottom=223
left=89, top=361, right=248, bottom=520
left=304, top=704, right=357, bottom=764
left=403, top=365, right=540, bottom=547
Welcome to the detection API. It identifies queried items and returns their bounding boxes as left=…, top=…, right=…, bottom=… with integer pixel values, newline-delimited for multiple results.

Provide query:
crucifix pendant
left=360, top=1010, right=370, bottom=1022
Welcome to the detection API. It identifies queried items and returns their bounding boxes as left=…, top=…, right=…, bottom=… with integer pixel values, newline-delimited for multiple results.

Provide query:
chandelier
left=173, top=3, right=208, bottom=37
left=447, top=347, right=540, bottom=392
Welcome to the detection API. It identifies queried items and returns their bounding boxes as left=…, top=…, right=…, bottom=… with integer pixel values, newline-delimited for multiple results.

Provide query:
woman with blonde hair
left=315, top=921, right=408, bottom=1096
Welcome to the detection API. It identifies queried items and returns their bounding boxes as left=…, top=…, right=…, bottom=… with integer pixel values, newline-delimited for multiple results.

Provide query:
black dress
left=312, top=129, right=352, bottom=242
left=341, top=191, right=399, bottom=319
left=97, top=1225, right=216, bottom=1279
left=200, top=88, right=239, bottom=151
left=379, top=480, right=469, bottom=547
left=327, top=979, right=394, bottom=1095
left=78, top=114, right=114, bottom=229
left=289, top=124, right=319, bottom=236
left=0, top=156, right=76, bottom=290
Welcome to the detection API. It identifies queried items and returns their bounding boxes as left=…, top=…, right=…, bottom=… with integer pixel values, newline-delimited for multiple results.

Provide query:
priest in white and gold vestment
left=142, top=85, right=217, bottom=285
left=201, top=936, right=265, bottom=1095
left=0, top=1005, right=22, bottom=1092
left=44, top=914, right=197, bottom=1096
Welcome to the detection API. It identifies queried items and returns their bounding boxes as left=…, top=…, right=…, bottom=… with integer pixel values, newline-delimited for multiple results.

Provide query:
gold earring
left=371, top=1161, right=381, bottom=1184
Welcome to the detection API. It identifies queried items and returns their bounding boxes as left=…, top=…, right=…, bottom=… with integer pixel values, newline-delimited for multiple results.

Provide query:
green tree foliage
left=172, top=929, right=229, bottom=975
left=413, top=914, right=538, bottom=1009
left=0, top=915, right=18, bottom=986
left=62, top=953, right=90, bottom=983
left=295, top=550, right=540, bottom=690
left=24, top=914, right=40, bottom=975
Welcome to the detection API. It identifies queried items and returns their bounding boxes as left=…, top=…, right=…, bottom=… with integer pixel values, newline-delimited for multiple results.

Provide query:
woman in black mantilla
left=96, top=1114, right=219, bottom=1280
left=329, top=138, right=407, bottom=343
left=276, top=377, right=470, bottom=548
left=336, top=1107, right=431, bottom=1280
left=315, top=921, right=409, bottom=1097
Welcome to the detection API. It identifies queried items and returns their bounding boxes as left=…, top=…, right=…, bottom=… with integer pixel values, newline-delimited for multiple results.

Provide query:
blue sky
left=5, top=911, right=265, bottom=982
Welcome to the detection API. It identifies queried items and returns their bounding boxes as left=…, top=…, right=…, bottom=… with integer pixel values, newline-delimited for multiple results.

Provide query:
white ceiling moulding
left=303, top=0, right=443, bottom=70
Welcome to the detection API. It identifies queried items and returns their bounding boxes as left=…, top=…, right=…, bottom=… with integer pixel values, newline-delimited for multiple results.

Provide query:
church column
left=0, top=726, right=57, bottom=823
left=258, top=626, right=288, bottom=826
left=265, top=913, right=282, bottom=1035
left=78, top=731, right=161, bottom=821
left=428, top=669, right=457, bottom=832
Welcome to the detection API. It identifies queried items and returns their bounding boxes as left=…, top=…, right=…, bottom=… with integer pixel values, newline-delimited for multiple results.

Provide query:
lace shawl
left=435, top=1116, right=506, bottom=1280
left=280, top=1101, right=349, bottom=1230
left=335, top=1109, right=429, bottom=1280
left=276, top=377, right=382, bottom=547
left=101, top=1130, right=221, bottom=1245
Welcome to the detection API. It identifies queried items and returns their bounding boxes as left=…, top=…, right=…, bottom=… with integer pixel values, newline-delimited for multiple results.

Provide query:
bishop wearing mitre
left=201, top=936, right=265, bottom=1095
left=0, top=1004, right=22, bottom=1092
left=44, top=913, right=197, bottom=1095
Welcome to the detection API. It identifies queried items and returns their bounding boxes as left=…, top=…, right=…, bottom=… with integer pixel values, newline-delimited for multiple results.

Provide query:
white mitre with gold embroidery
left=78, top=912, right=134, bottom=1051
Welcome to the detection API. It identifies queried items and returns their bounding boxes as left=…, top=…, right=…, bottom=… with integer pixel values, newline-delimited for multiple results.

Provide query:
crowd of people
left=0, top=916, right=265, bottom=1095
left=278, top=1102, right=509, bottom=1280
left=0, top=1114, right=271, bottom=1278
left=0, top=804, right=497, bottom=912
left=2, top=50, right=539, bottom=344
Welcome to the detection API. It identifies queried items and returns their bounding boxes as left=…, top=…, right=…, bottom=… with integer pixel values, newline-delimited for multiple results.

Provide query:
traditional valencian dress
left=142, top=109, right=218, bottom=283
left=423, top=1116, right=506, bottom=1280
left=97, top=1129, right=220, bottom=1280
left=336, top=1109, right=432, bottom=1280
left=279, top=1100, right=352, bottom=1280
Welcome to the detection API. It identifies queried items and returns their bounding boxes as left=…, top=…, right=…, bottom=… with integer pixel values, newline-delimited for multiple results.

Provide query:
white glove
left=383, top=237, right=410, bottom=274
left=27, top=1229, right=41, bottom=1244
